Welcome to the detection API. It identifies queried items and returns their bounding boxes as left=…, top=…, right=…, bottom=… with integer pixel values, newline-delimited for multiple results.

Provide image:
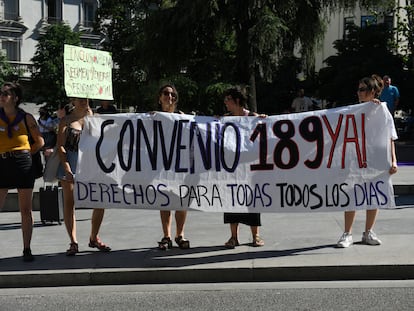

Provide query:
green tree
left=31, top=23, right=81, bottom=110
left=0, top=51, right=19, bottom=85
left=97, top=1, right=380, bottom=114
left=318, top=24, right=406, bottom=105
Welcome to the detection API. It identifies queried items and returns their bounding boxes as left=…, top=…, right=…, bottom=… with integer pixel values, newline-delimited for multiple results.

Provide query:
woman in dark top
left=222, top=86, right=264, bottom=249
left=57, top=97, right=111, bottom=256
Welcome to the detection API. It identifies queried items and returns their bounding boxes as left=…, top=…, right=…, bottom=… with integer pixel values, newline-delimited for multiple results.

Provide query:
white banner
left=74, top=102, right=397, bottom=212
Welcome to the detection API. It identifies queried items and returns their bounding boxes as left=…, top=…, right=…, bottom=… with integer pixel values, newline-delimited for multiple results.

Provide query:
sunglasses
left=357, top=87, right=368, bottom=92
left=162, top=90, right=177, bottom=99
left=0, top=90, right=12, bottom=97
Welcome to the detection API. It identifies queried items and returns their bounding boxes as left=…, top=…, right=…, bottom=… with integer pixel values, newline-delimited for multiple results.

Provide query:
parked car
left=394, top=110, right=414, bottom=140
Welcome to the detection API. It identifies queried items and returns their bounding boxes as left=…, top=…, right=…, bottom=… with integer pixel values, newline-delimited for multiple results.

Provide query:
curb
left=1, top=265, right=414, bottom=288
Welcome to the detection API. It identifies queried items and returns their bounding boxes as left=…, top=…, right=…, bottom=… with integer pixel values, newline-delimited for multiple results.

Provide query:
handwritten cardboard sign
left=64, top=44, right=113, bottom=100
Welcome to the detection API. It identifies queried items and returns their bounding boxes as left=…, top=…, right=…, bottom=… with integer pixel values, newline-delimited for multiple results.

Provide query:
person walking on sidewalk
left=156, top=84, right=191, bottom=250
left=380, top=75, right=400, bottom=115
left=0, top=82, right=44, bottom=261
left=221, top=86, right=265, bottom=249
left=56, top=97, right=111, bottom=256
left=337, top=76, right=398, bottom=248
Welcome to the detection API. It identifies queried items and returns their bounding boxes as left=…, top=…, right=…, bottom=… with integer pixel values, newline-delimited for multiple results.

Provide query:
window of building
left=83, top=1, right=96, bottom=28
left=47, top=0, right=62, bottom=24
left=2, top=39, right=19, bottom=61
left=384, top=15, right=394, bottom=31
left=361, top=15, right=377, bottom=28
left=343, top=17, right=355, bottom=39
left=2, top=0, right=19, bottom=20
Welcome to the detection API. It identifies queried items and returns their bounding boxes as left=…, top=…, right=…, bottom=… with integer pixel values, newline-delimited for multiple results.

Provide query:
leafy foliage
left=318, top=24, right=406, bottom=106
left=0, top=52, right=18, bottom=85
left=31, top=23, right=81, bottom=110
left=93, top=0, right=414, bottom=114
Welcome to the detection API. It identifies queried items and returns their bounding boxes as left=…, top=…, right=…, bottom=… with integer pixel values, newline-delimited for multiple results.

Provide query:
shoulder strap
left=22, top=112, right=34, bottom=144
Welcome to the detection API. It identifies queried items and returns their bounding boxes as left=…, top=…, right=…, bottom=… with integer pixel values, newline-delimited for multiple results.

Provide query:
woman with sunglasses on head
left=222, top=85, right=265, bottom=249
left=156, top=84, right=190, bottom=250
left=56, top=97, right=111, bottom=256
left=0, top=82, right=44, bottom=262
left=337, top=76, right=398, bottom=248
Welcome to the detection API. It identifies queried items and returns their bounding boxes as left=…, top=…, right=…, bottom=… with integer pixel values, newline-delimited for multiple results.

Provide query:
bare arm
left=56, top=117, right=74, bottom=182
left=389, top=139, right=398, bottom=175
left=26, top=114, right=44, bottom=154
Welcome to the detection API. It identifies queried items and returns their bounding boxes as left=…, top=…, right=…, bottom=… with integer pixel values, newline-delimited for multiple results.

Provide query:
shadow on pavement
left=0, top=243, right=334, bottom=272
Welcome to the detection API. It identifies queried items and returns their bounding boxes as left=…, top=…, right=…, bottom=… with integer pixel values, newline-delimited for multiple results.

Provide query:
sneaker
left=337, top=232, right=353, bottom=248
left=23, top=248, right=34, bottom=262
left=362, top=230, right=382, bottom=245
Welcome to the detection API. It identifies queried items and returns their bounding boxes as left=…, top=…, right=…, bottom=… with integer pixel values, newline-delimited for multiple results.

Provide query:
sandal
left=175, top=236, right=190, bottom=249
left=158, top=237, right=173, bottom=250
left=66, top=242, right=79, bottom=256
left=89, top=237, right=111, bottom=252
left=225, top=237, right=240, bottom=249
left=252, top=235, right=264, bottom=247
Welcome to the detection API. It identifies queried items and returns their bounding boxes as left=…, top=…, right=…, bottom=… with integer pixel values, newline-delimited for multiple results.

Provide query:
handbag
left=24, top=113, right=43, bottom=179
left=43, top=148, right=60, bottom=183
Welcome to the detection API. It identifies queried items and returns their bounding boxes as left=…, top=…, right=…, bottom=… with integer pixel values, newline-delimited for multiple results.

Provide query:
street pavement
left=0, top=166, right=413, bottom=288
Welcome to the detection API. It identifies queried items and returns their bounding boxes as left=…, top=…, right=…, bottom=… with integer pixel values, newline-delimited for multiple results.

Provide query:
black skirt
left=223, top=213, right=261, bottom=226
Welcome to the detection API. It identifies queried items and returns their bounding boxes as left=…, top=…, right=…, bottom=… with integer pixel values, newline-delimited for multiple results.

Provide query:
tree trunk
left=249, top=69, right=257, bottom=112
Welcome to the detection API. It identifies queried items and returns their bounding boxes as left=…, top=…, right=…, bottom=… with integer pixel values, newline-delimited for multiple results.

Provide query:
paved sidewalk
left=0, top=167, right=413, bottom=288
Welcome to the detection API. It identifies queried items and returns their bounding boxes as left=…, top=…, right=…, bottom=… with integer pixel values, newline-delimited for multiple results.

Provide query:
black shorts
left=224, top=213, right=261, bottom=226
left=0, top=151, right=35, bottom=189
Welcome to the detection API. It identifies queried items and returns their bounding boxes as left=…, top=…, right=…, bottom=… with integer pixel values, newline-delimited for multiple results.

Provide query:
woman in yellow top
left=0, top=82, right=44, bottom=262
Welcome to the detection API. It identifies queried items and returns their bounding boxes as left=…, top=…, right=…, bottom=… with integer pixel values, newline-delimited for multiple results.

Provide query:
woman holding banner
left=56, top=97, right=111, bottom=256
left=337, top=76, right=398, bottom=248
left=222, top=85, right=265, bottom=249
left=156, top=84, right=191, bottom=250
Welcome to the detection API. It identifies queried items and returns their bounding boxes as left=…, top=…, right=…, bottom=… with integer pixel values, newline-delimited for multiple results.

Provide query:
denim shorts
left=0, top=151, right=35, bottom=189
left=57, top=150, right=78, bottom=181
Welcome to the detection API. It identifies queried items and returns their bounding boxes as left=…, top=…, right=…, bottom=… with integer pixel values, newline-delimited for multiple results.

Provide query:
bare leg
left=0, top=189, right=8, bottom=211
left=365, top=209, right=378, bottom=231
left=90, top=208, right=104, bottom=241
left=175, top=210, right=187, bottom=238
left=250, top=225, right=259, bottom=237
left=17, top=188, right=34, bottom=249
left=160, top=210, right=172, bottom=238
left=61, top=180, right=77, bottom=244
left=224, top=223, right=240, bottom=248
left=88, top=208, right=110, bottom=251
left=250, top=225, right=264, bottom=246
left=230, top=223, right=239, bottom=239
left=344, top=211, right=356, bottom=233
